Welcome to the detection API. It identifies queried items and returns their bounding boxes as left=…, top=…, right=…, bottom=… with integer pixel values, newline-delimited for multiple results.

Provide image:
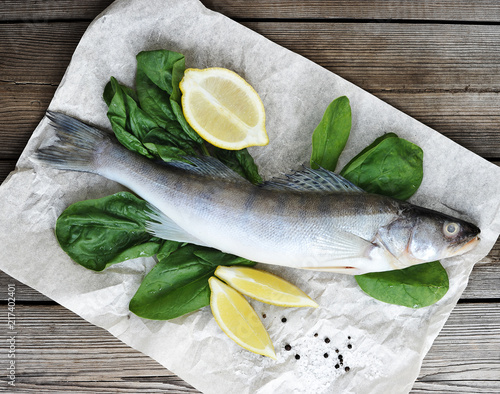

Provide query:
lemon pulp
left=180, top=67, right=268, bottom=150
left=215, top=266, right=318, bottom=308
left=209, top=276, right=276, bottom=359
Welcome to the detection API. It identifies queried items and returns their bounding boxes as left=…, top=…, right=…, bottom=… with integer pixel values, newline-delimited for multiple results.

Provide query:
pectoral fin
left=145, top=203, right=208, bottom=246
left=311, top=230, right=375, bottom=260
left=301, top=230, right=395, bottom=274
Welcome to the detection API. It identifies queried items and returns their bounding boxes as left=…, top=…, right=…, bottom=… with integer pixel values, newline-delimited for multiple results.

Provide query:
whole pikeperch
left=34, top=112, right=480, bottom=275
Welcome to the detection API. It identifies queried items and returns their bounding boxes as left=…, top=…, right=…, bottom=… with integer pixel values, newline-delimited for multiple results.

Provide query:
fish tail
left=33, top=111, right=112, bottom=174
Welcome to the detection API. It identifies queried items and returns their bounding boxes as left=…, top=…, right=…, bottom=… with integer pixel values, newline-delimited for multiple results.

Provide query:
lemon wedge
left=180, top=67, right=268, bottom=150
left=209, top=276, right=276, bottom=359
left=215, top=266, right=318, bottom=308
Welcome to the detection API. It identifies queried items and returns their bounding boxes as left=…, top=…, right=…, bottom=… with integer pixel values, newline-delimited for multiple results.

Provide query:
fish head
left=377, top=206, right=480, bottom=268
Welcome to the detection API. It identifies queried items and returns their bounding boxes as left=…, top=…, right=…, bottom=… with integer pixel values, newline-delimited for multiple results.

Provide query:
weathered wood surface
left=0, top=303, right=497, bottom=393
left=3, top=21, right=500, bottom=91
left=2, top=22, right=500, bottom=160
left=0, top=0, right=499, bottom=393
left=2, top=0, right=500, bottom=22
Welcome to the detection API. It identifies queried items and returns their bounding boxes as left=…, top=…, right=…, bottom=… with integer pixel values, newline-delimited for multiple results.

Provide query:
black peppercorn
left=335, top=364, right=339, bottom=369
left=285, top=344, right=291, bottom=351
left=281, top=317, right=287, bottom=323
left=345, top=367, right=350, bottom=372
left=324, top=353, right=329, bottom=358
left=324, top=337, right=330, bottom=343
left=295, top=354, right=300, bottom=360
left=347, top=344, right=352, bottom=349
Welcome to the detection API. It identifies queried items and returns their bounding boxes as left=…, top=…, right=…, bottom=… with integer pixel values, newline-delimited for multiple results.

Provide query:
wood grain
left=2, top=0, right=500, bottom=22
left=0, top=303, right=497, bottom=392
left=0, top=306, right=198, bottom=392
left=241, top=21, right=500, bottom=92
left=0, top=23, right=87, bottom=84
left=0, top=160, right=17, bottom=183
left=413, top=304, right=500, bottom=393
left=0, top=84, right=56, bottom=159
left=3, top=21, right=500, bottom=91
left=2, top=22, right=500, bottom=158
left=0, top=0, right=114, bottom=21
left=204, top=0, right=500, bottom=22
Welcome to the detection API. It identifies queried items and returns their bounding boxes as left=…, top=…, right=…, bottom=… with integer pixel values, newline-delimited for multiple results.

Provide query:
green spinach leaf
left=340, top=134, right=423, bottom=200
left=136, top=50, right=184, bottom=93
left=142, top=126, right=197, bottom=162
left=214, top=147, right=263, bottom=184
left=310, top=96, right=351, bottom=171
left=136, top=68, right=176, bottom=129
left=129, top=244, right=256, bottom=320
left=56, top=192, right=165, bottom=271
left=136, top=50, right=203, bottom=144
left=105, top=77, right=155, bottom=158
left=355, top=262, right=449, bottom=308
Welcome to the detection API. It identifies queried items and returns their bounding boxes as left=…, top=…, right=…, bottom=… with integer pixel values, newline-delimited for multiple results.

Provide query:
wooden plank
left=461, top=260, right=500, bottom=300
left=0, top=84, right=56, bottom=159
left=241, top=21, right=500, bottom=92
left=0, top=270, right=52, bottom=302
left=362, top=91, right=500, bottom=159
left=2, top=21, right=500, bottom=91
left=2, top=0, right=500, bottom=22
left=2, top=23, right=500, bottom=158
left=0, top=304, right=199, bottom=392
left=0, top=160, right=16, bottom=184
left=412, top=303, right=500, bottom=393
left=0, top=23, right=87, bottom=84
left=0, top=0, right=114, bottom=21
left=0, top=303, right=497, bottom=392
left=203, top=0, right=500, bottom=22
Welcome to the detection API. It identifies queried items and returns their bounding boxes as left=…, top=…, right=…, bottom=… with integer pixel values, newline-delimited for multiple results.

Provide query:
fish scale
left=34, top=111, right=481, bottom=275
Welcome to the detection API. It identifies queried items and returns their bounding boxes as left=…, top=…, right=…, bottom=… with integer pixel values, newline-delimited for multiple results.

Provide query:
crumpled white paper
left=1, top=0, right=500, bottom=393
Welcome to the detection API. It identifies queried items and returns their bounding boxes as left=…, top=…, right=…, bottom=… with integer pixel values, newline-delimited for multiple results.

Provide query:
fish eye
left=443, top=222, right=460, bottom=237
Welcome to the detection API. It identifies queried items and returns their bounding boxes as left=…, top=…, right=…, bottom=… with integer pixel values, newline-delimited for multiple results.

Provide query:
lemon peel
left=209, top=276, right=276, bottom=359
left=215, top=266, right=319, bottom=308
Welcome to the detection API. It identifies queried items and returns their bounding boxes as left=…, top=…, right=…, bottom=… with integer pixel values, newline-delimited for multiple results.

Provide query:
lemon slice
left=209, top=276, right=276, bottom=359
left=215, top=266, right=318, bottom=308
left=180, top=67, right=268, bottom=150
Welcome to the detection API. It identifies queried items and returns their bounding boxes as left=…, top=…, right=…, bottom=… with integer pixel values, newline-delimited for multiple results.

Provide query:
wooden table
left=1, top=1, right=499, bottom=392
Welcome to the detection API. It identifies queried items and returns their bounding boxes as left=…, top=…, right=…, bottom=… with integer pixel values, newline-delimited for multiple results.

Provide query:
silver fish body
left=35, top=112, right=481, bottom=275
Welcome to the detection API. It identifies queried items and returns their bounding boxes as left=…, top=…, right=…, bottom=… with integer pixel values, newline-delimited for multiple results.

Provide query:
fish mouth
left=454, top=235, right=480, bottom=256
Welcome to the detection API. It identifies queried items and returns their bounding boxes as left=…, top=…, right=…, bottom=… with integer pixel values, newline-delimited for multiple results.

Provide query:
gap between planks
left=0, top=303, right=497, bottom=392
left=2, top=0, right=500, bottom=23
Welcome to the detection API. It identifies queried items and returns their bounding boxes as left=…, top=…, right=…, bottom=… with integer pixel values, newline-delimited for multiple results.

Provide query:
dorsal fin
left=165, top=156, right=249, bottom=183
left=261, top=167, right=364, bottom=193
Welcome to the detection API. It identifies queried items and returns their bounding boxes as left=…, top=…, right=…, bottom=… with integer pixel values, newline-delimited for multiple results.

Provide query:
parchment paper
left=1, top=0, right=500, bottom=393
